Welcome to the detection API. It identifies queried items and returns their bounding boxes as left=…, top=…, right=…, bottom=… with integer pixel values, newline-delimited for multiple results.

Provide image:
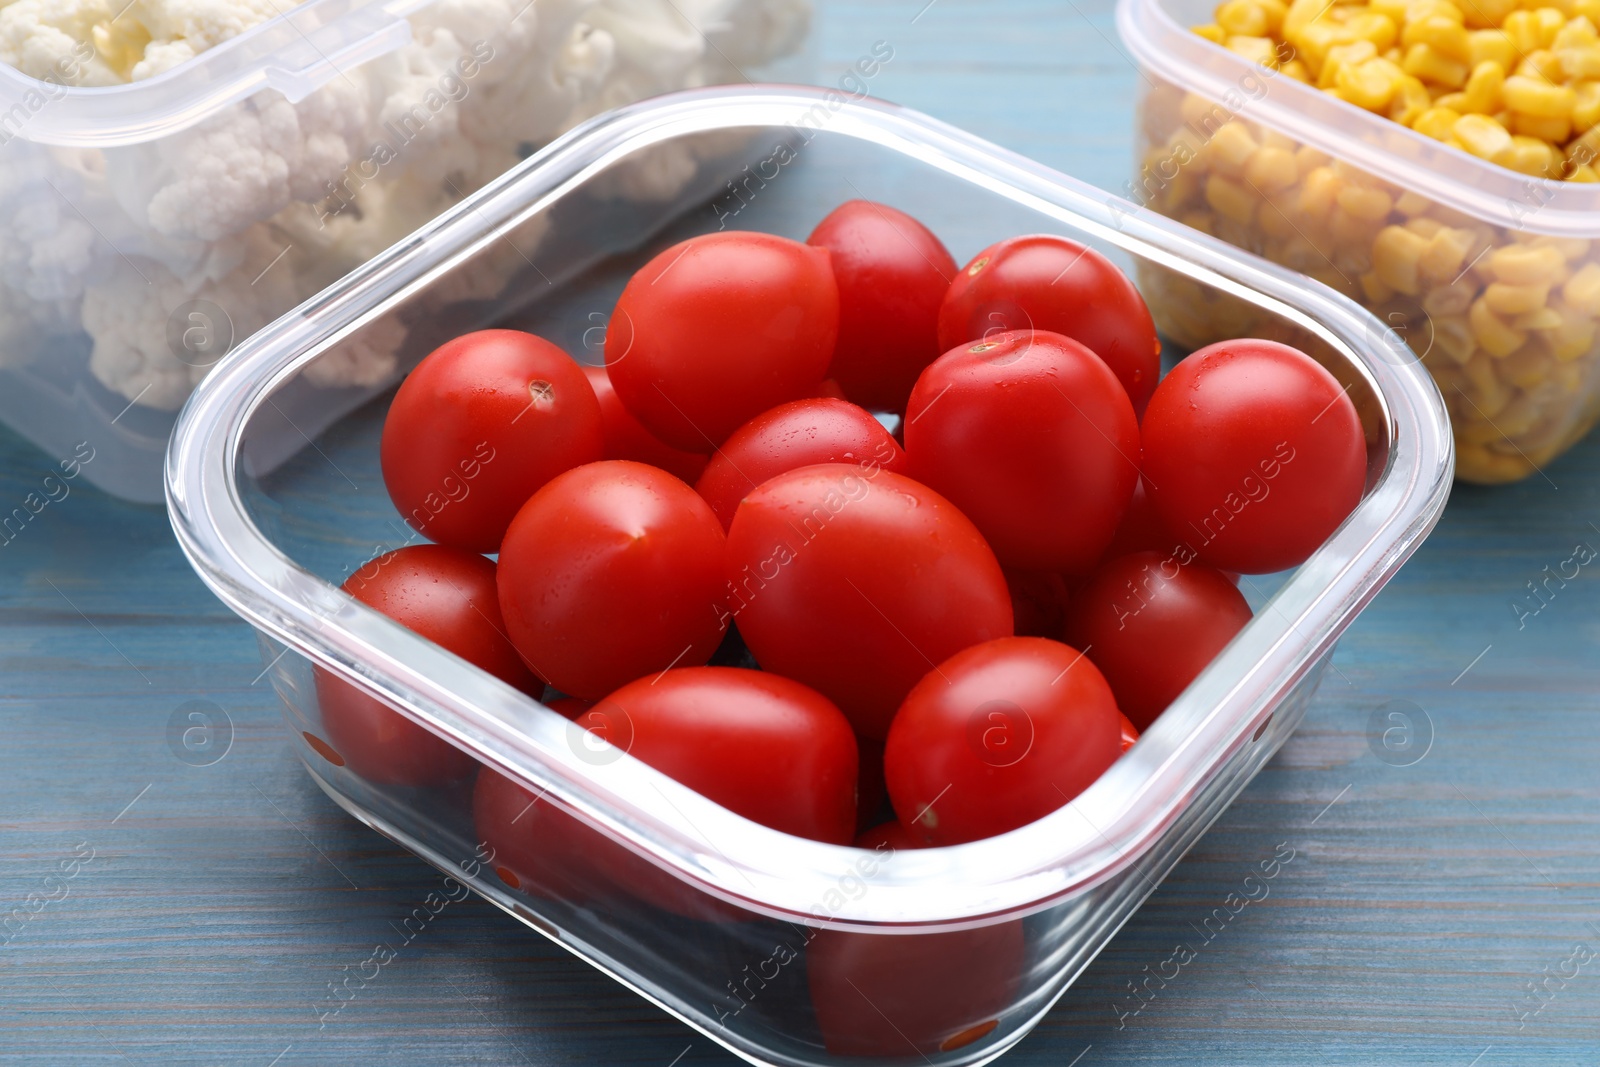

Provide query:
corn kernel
left=1396, top=189, right=1435, bottom=214
left=1420, top=226, right=1478, bottom=281
left=1547, top=299, right=1599, bottom=358
left=1407, top=215, right=1447, bottom=237
left=1498, top=134, right=1562, bottom=175
left=1470, top=295, right=1530, bottom=356
left=1194, top=22, right=1228, bottom=43
left=1321, top=40, right=1379, bottom=88
left=1338, top=183, right=1397, bottom=219
left=1504, top=10, right=1543, bottom=52
left=1415, top=104, right=1465, bottom=138
left=1512, top=110, right=1573, bottom=140
left=1572, top=162, right=1600, bottom=179
left=1404, top=13, right=1472, bottom=59
left=1281, top=57, right=1314, bottom=80
left=1404, top=42, right=1471, bottom=85
left=1245, top=145, right=1300, bottom=190
left=1218, top=0, right=1272, bottom=36
left=1485, top=280, right=1553, bottom=313
left=1502, top=74, right=1576, bottom=116
left=1461, top=0, right=1517, bottom=28
left=1561, top=261, right=1600, bottom=311
left=1208, top=121, right=1260, bottom=176
left=1434, top=316, right=1477, bottom=362
left=1228, top=35, right=1283, bottom=66
left=1360, top=270, right=1397, bottom=301
left=1436, top=90, right=1472, bottom=110
left=1423, top=278, right=1477, bottom=315
left=1578, top=0, right=1600, bottom=21
left=1299, top=164, right=1344, bottom=218
left=1499, top=346, right=1551, bottom=387
left=1516, top=49, right=1565, bottom=81
left=1492, top=242, right=1568, bottom=284
left=1339, top=57, right=1407, bottom=109
left=1205, top=174, right=1258, bottom=224
left=1454, top=111, right=1516, bottom=156
left=1373, top=224, right=1431, bottom=293
left=1260, top=200, right=1300, bottom=238
left=1511, top=306, right=1564, bottom=329
left=1468, top=28, right=1519, bottom=68
left=1461, top=61, right=1505, bottom=112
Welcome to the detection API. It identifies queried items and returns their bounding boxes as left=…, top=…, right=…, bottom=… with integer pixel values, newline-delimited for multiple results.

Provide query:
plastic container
left=0, top=0, right=809, bottom=502
left=166, top=86, right=1452, bottom=1066
left=1118, top=0, right=1600, bottom=484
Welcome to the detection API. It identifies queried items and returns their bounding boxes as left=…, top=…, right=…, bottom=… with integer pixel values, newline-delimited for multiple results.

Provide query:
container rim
left=1115, top=0, right=1600, bottom=236
left=0, top=0, right=430, bottom=148
left=165, top=84, right=1453, bottom=928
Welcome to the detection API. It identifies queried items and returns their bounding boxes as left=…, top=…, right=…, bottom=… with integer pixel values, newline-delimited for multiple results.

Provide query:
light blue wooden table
left=4, top=1, right=1600, bottom=1064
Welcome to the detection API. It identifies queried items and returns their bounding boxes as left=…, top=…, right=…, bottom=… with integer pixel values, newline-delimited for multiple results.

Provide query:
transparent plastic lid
left=1118, top=0, right=1600, bottom=235
left=166, top=85, right=1453, bottom=929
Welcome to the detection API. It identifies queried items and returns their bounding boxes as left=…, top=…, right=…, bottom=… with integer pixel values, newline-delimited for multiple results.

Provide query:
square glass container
left=166, top=86, right=1453, bottom=1066
left=0, top=0, right=806, bottom=502
left=1119, top=0, right=1600, bottom=484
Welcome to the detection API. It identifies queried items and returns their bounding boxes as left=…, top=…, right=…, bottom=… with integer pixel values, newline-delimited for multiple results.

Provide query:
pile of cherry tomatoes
left=318, top=198, right=1366, bottom=866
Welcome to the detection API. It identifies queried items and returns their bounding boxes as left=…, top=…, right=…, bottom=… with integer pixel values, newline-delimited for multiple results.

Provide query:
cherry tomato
left=472, top=765, right=597, bottom=904
left=1141, top=339, right=1366, bottom=574
left=1100, top=477, right=1180, bottom=564
left=807, top=200, right=957, bottom=413
left=497, top=460, right=727, bottom=701
left=904, top=329, right=1140, bottom=574
left=812, top=379, right=849, bottom=401
left=853, top=819, right=922, bottom=852
left=381, top=329, right=604, bottom=553
left=937, top=234, right=1161, bottom=413
left=607, top=232, right=838, bottom=451
left=1118, top=711, right=1140, bottom=751
left=694, top=398, right=909, bottom=531
left=808, top=920, right=1025, bottom=1056
left=581, top=364, right=708, bottom=484
left=316, top=545, right=537, bottom=787
left=1004, top=569, right=1071, bottom=639
left=726, top=464, right=1013, bottom=741
left=884, top=636, right=1122, bottom=845
left=544, top=695, right=592, bottom=721
left=1064, top=550, right=1253, bottom=730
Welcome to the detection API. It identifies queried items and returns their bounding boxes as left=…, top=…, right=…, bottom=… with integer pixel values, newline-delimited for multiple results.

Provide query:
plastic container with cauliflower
left=0, top=0, right=809, bottom=501
left=1119, top=0, right=1600, bottom=483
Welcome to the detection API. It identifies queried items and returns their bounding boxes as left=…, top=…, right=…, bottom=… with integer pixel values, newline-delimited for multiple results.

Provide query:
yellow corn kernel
left=1409, top=0, right=1464, bottom=24
left=1512, top=110, right=1572, bottom=140
left=1572, top=81, right=1600, bottom=131
left=1561, top=261, right=1600, bottom=311
left=1194, top=23, right=1228, bottom=43
left=1404, top=43, right=1471, bottom=86
left=1496, top=346, right=1548, bottom=389
left=1578, top=0, right=1600, bottom=21
left=1502, top=75, right=1576, bottom=117
left=1485, top=280, right=1553, bottom=313
left=1339, top=57, right=1407, bottom=109
left=1295, top=144, right=1331, bottom=175
left=1492, top=243, right=1568, bottom=284
left=1516, top=49, right=1565, bottom=81
left=1321, top=40, right=1378, bottom=88
left=1355, top=12, right=1401, bottom=50
left=1468, top=29, right=1518, bottom=69
left=1330, top=205, right=1382, bottom=247
left=1435, top=90, right=1471, bottom=110
left=1244, top=145, right=1300, bottom=190
left=1554, top=14, right=1599, bottom=48
left=1370, top=0, right=1409, bottom=22
left=1461, top=61, right=1504, bottom=113
left=1178, top=209, right=1216, bottom=236
left=1433, top=316, right=1477, bottom=363
left=1454, top=112, right=1516, bottom=156
left=1511, top=306, right=1564, bottom=329
left=1407, top=215, right=1447, bottom=237
left=1460, top=0, right=1517, bottom=28
left=1536, top=6, right=1566, bottom=46
left=1470, top=295, right=1530, bottom=356
left=1260, top=201, right=1300, bottom=238
left=1573, top=162, right=1600, bottom=179
left=1281, top=57, right=1313, bottom=81
left=1559, top=44, right=1600, bottom=79
left=1373, top=224, right=1431, bottom=293
left=1568, top=125, right=1600, bottom=168
left=1546, top=300, right=1598, bottom=358
left=1414, top=105, right=1464, bottom=138
left=1396, top=189, right=1434, bottom=214
left=1208, top=121, right=1260, bottom=176
left=1498, top=134, right=1562, bottom=176
left=1404, top=14, right=1471, bottom=61
left=1217, top=0, right=1271, bottom=36
left=1338, top=183, right=1396, bottom=219
left=1227, top=35, right=1282, bottom=67
left=1360, top=270, right=1397, bottom=302
left=1419, top=226, right=1478, bottom=281
left=1299, top=164, right=1344, bottom=219
left=1423, top=278, right=1476, bottom=316
left=1391, top=74, right=1435, bottom=122
left=1284, top=0, right=1333, bottom=38
left=1205, top=174, right=1257, bottom=224
left=1504, top=10, right=1543, bottom=53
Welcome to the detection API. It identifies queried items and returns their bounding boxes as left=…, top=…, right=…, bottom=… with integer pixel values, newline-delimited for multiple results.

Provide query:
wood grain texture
left=3, top=1, right=1600, bottom=1063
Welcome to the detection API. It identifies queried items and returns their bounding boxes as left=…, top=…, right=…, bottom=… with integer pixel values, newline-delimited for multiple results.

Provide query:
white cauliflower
left=0, top=0, right=812, bottom=410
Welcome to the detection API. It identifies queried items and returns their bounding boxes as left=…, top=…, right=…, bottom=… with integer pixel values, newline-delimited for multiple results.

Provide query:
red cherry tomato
left=807, top=200, right=957, bottom=413
left=937, top=234, right=1161, bottom=413
left=497, top=460, right=727, bottom=701
left=1141, top=339, right=1366, bottom=574
left=853, top=819, right=923, bottom=852
left=544, top=695, right=592, bottom=721
left=381, top=330, right=604, bottom=553
left=1004, top=569, right=1071, bottom=639
left=812, top=378, right=849, bottom=401
left=472, top=765, right=597, bottom=903
left=808, top=921, right=1025, bottom=1056
left=884, top=636, right=1122, bottom=845
left=1118, top=711, right=1140, bottom=751
left=1099, top=476, right=1180, bottom=564
left=581, top=364, right=708, bottom=484
left=607, top=232, right=838, bottom=451
left=904, top=329, right=1140, bottom=574
left=316, top=545, right=537, bottom=787
left=726, top=464, right=1013, bottom=741
left=1064, top=550, right=1253, bottom=730
left=694, top=398, right=909, bottom=531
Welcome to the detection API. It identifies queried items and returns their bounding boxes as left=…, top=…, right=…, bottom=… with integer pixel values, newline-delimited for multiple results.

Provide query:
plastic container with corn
left=1118, top=0, right=1600, bottom=482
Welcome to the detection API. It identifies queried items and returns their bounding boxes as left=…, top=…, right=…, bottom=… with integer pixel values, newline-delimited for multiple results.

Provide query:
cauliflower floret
left=0, top=0, right=122, bottom=84
left=127, top=0, right=280, bottom=79
left=82, top=223, right=301, bottom=408
left=301, top=314, right=406, bottom=388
